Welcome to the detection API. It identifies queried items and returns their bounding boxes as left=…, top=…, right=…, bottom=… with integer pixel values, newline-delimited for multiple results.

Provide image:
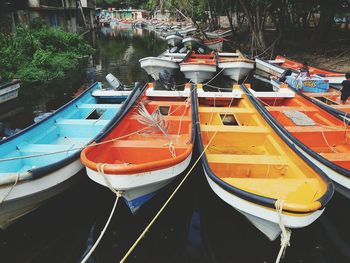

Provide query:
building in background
left=0, top=0, right=96, bottom=34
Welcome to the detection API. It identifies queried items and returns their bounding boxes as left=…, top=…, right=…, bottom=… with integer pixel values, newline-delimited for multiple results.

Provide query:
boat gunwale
left=195, top=84, right=333, bottom=213
left=80, top=84, right=196, bottom=175
left=0, top=80, right=21, bottom=90
left=0, top=82, right=139, bottom=179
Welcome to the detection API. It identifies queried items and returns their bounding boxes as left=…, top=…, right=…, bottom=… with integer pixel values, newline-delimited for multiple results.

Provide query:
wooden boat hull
left=139, top=57, right=179, bottom=80
left=0, top=82, right=131, bottom=227
left=0, top=81, right=20, bottom=104
left=218, top=61, right=254, bottom=81
left=180, top=64, right=216, bottom=83
left=206, top=29, right=233, bottom=39
left=243, top=84, right=350, bottom=198
left=86, top=153, right=192, bottom=213
left=0, top=159, right=82, bottom=228
left=204, top=170, right=325, bottom=240
left=195, top=85, right=333, bottom=240
left=204, top=39, right=224, bottom=51
left=81, top=85, right=195, bottom=212
left=165, top=35, right=183, bottom=46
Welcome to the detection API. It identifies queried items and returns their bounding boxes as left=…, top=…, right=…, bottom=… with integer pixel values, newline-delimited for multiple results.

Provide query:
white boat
left=165, top=34, right=183, bottom=46
left=139, top=51, right=187, bottom=80
left=178, top=27, right=197, bottom=37
left=218, top=51, right=255, bottom=81
left=206, top=29, right=233, bottom=39
left=0, top=80, right=21, bottom=104
left=180, top=52, right=217, bottom=83
left=182, top=36, right=201, bottom=49
left=203, top=38, right=225, bottom=51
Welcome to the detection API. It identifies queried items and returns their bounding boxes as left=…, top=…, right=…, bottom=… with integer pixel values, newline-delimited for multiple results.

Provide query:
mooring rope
left=120, top=86, right=237, bottom=263
left=80, top=164, right=123, bottom=263
left=275, top=199, right=292, bottom=263
left=0, top=173, right=20, bottom=206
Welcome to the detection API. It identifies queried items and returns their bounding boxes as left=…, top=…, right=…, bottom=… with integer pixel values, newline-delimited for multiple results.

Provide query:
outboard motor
left=159, top=70, right=175, bottom=91
left=279, top=69, right=293, bottom=82
left=179, top=47, right=187, bottom=53
left=105, top=73, right=124, bottom=90
left=169, top=46, right=178, bottom=53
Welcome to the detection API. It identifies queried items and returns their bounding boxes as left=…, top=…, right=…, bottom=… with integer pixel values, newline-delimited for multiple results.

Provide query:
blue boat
left=285, top=75, right=329, bottom=93
left=0, top=82, right=135, bottom=228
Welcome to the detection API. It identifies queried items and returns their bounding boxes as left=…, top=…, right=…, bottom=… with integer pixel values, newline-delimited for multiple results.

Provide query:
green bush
left=0, top=19, right=94, bottom=82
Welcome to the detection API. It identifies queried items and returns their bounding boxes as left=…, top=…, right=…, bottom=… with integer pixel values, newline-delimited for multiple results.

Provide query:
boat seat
left=200, top=125, right=269, bottom=133
left=198, top=107, right=254, bottom=114
left=18, top=143, right=76, bottom=153
left=286, top=126, right=346, bottom=133
left=221, top=178, right=320, bottom=202
left=111, top=139, right=189, bottom=149
left=267, top=106, right=318, bottom=112
left=56, top=119, right=109, bottom=126
left=78, top=103, right=121, bottom=109
left=206, top=154, right=288, bottom=165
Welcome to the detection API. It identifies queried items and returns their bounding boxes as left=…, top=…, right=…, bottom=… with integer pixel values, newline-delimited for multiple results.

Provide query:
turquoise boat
left=0, top=82, right=136, bottom=228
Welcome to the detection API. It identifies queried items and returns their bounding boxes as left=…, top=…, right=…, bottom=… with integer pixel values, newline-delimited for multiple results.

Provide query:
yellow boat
left=194, top=84, right=333, bottom=241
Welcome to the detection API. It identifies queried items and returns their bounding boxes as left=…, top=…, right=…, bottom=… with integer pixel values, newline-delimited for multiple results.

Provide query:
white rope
left=275, top=199, right=292, bottom=263
left=80, top=164, right=123, bottom=263
left=0, top=173, right=19, bottom=206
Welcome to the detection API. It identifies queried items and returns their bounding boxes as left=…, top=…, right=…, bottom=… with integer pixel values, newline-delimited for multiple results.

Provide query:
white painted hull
left=165, top=35, right=183, bottom=46
left=92, top=89, right=132, bottom=99
left=205, top=41, right=223, bottom=51
left=139, top=57, right=179, bottom=80
left=218, top=61, right=254, bottom=81
left=206, top=30, right=232, bottom=39
left=182, top=37, right=201, bottom=48
left=0, top=159, right=82, bottom=228
left=255, top=58, right=285, bottom=77
left=204, top=170, right=325, bottom=241
left=0, top=82, right=20, bottom=104
left=85, top=153, right=192, bottom=213
left=180, top=64, right=217, bottom=83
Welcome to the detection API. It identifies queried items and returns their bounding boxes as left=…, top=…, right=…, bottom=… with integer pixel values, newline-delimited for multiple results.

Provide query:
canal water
left=1, top=25, right=350, bottom=263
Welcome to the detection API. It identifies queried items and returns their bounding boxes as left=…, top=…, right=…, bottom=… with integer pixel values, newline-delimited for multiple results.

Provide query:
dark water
left=1, top=26, right=350, bottom=263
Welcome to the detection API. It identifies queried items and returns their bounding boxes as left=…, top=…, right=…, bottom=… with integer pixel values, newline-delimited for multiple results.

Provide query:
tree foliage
left=0, top=18, right=94, bottom=82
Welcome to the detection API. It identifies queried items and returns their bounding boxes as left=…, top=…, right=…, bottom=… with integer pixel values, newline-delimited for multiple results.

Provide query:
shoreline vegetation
left=0, top=18, right=94, bottom=83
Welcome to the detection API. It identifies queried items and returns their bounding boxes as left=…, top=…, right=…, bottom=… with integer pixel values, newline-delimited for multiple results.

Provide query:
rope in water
left=80, top=164, right=123, bottom=263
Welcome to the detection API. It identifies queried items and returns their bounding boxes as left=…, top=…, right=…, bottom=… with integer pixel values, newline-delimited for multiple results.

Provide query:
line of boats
left=1, top=26, right=349, bottom=244
left=1, top=52, right=349, bottom=242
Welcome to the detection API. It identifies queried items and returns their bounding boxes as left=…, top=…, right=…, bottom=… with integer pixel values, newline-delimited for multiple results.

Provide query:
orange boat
left=243, top=82, right=350, bottom=198
left=81, top=84, right=195, bottom=212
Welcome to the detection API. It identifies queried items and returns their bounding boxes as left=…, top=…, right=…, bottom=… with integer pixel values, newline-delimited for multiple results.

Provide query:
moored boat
left=206, top=29, right=233, bottom=39
left=80, top=83, right=195, bottom=213
left=256, top=56, right=345, bottom=85
left=180, top=52, right=217, bottom=83
left=0, top=80, right=21, bottom=104
left=165, top=33, right=183, bottom=47
left=139, top=51, right=186, bottom=80
left=203, top=37, right=225, bottom=51
left=218, top=51, right=255, bottom=81
left=182, top=36, right=202, bottom=49
left=243, top=81, right=350, bottom=198
left=194, top=84, right=333, bottom=241
left=0, top=82, right=132, bottom=228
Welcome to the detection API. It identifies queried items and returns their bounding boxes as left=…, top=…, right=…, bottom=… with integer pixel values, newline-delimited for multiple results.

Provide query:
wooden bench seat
left=206, top=154, right=287, bottom=165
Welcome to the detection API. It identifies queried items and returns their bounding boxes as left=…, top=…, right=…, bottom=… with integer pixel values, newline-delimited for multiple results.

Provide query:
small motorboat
left=165, top=33, right=183, bottom=47
left=255, top=56, right=345, bottom=85
left=194, top=84, right=333, bottom=241
left=206, top=29, right=233, bottom=39
left=203, top=37, right=225, bottom=51
left=285, top=75, right=329, bottom=92
left=91, top=73, right=133, bottom=102
left=243, top=80, right=350, bottom=198
left=0, top=80, right=21, bottom=104
left=81, top=83, right=195, bottom=213
left=180, top=51, right=217, bottom=83
left=218, top=50, right=255, bottom=81
left=178, top=26, right=197, bottom=37
left=139, top=50, right=188, bottom=80
left=182, top=36, right=202, bottom=49
left=0, top=82, right=132, bottom=228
